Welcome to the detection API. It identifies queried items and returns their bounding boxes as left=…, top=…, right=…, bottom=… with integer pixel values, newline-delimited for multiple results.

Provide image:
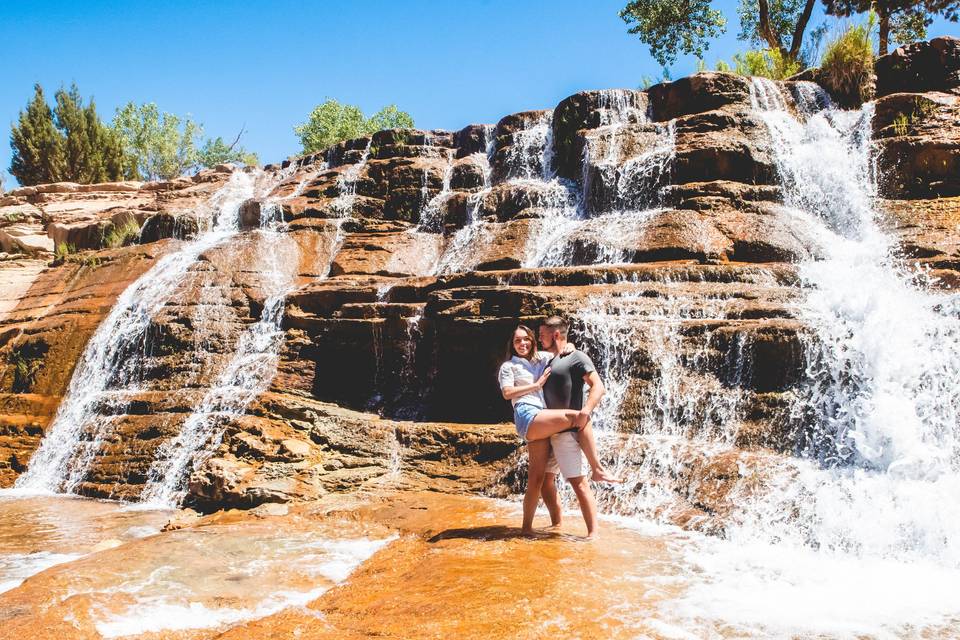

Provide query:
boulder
left=671, top=110, right=776, bottom=186
left=139, top=212, right=201, bottom=243
left=876, top=36, right=960, bottom=97
left=453, top=124, right=495, bottom=158
left=873, top=91, right=960, bottom=198
left=647, top=72, right=752, bottom=121
left=0, top=222, right=53, bottom=255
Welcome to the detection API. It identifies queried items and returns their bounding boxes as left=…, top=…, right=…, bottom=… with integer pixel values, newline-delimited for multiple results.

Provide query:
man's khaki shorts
left=545, top=431, right=584, bottom=480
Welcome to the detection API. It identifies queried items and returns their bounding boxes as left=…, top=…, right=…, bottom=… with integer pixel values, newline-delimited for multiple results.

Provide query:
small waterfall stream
left=139, top=200, right=300, bottom=506
left=525, top=91, right=676, bottom=268
left=15, top=170, right=278, bottom=494
left=432, top=125, right=496, bottom=275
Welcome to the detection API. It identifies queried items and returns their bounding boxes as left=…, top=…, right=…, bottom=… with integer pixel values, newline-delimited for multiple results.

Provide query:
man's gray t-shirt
left=543, top=350, right=596, bottom=410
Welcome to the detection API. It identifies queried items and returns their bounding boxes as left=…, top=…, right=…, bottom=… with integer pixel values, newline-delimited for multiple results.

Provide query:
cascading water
left=607, top=78, right=960, bottom=637
left=14, top=169, right=281, bottom=494
left=139, top=199, right=301, bottom=506
left=499, top=112, right=581, bottom=268
left=721, top=77, right=960, bottom=565
left=524, top=91, right=675, bottom=268
left=432, top=125, right=496, bottom=275
left=330, top=140, right=372, bottom=217
left=562, top=286, right=758, bottom=520
left=417, top=148, right=456, bottom=232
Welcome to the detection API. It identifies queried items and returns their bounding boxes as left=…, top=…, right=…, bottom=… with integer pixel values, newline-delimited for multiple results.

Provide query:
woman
left=497, top=324, right=613, bottom=475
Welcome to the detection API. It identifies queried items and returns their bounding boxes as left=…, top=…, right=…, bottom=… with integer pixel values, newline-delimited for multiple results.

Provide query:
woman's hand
left=561, top=342, right=576, bottom=354
left=536, top=367, right=551, bottom=388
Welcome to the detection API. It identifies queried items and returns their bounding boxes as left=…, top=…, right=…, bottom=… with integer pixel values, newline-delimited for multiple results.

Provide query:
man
left=522, top=316, right=620, bottom=538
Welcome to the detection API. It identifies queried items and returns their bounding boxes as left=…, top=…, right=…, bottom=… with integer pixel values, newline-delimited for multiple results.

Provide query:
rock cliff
left=1, top=37, right=958, bottom=532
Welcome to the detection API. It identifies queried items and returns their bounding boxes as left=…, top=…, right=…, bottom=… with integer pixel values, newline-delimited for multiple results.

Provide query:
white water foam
left=91, top=534, right=395, bottom=638
left=732, top=77, right=960, bottom=564
left=0, top=550, right=81, bottom=594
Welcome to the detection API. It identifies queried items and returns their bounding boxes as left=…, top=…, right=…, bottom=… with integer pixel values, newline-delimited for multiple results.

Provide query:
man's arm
left=573, top=370, right=605, bottom=427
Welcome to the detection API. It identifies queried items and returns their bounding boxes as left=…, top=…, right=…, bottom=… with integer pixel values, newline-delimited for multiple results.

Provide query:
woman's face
left=512, top=329, right=533, bottom=357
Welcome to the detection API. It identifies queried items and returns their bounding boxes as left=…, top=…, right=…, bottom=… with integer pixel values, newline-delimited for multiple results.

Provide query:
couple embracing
left=498, top=316, right=622, bottom=539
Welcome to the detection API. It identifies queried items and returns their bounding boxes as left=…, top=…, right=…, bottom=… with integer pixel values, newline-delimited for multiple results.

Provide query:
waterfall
left=138, top=199, right=301, bottom=506
left=15, top=169, right=283, bottom=494
left=525, top=91, right=675, bottom=268
left=417, top=149, right=456, bottom=232
left=330, top=140, right=372, bottom=217
left=510, top=112, right=581, bottom=268
left=722, top=78, right=960, bottom=564
left=569, top=286, right=761, bottom=520
left=432, top=125, right=496, bottom=275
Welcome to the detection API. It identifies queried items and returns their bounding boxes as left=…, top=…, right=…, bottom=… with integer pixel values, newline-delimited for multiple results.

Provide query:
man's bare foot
left=591, top=467, right=623, bottom=484
left=544, top=523, right=562, bottom=531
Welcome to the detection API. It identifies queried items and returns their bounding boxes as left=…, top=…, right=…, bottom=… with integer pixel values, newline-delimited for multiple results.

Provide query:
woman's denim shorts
left=513, top=402, right=542, bottom=440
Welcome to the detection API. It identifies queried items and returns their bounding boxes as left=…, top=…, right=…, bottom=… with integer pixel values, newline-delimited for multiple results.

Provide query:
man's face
left=538, top=325, right=554, bottom=349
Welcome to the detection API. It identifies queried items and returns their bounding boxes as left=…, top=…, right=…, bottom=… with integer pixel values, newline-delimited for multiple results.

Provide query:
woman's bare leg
left=521, top=439, right=551, bottom=535
left=525, top=409, right=579, bottom=441
left=577, top=421, right=622, bottom=483
left=540, top=472, right=562, bottom=527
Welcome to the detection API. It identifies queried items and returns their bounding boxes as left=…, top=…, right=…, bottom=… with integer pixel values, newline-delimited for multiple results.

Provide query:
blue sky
left=1, top=1, right=958, bottom=186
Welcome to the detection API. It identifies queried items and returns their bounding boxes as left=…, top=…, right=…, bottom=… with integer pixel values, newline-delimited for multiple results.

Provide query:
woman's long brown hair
left=506, top=324, right=537, bottom=362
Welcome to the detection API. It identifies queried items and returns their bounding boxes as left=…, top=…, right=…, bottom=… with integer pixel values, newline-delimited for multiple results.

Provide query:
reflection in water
left=0, top=493, right=169, bottom=593
left=0, top=493, right=393, bottom=638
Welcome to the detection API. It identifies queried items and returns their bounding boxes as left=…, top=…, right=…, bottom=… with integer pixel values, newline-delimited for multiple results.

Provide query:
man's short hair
left=543, top=316, right=569, bottom=337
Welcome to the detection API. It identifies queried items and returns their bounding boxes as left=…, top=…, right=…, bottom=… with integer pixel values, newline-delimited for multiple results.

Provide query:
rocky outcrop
left=873, top=37, right=960, bottom=199
left=875, top=36, right=960, bottom=98
left=0, top=169, right=233, bottom=254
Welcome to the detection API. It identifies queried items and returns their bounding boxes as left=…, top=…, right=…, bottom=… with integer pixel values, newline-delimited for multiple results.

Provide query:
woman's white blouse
left=498, top=352, right=552, bottom=408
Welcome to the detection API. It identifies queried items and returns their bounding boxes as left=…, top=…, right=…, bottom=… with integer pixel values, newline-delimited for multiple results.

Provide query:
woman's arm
left=501, top=368, right=551, bottom=400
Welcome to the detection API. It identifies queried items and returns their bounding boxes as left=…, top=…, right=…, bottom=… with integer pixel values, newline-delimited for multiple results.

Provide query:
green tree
left=294, top=99, right=415, bottom=154
left=9, top=84, right=63, bottom=185
left=112, top=103, right=258, bottom=180
left=823, top=0, right=959, bottom=54
left=10, top=84, right=125, bottom=186
left=111, top=102, right=202, bottom=180
left=198, top=133, right=259, bottom=168
left=620, top=0, right=819, bottom=68
left=53, top=84, right=126, bottom=184
left=738, top=0, right=819, bottom=62
left=294, top=99, right=367, bottom=154
left=365, top=105, right=415, bottom=133
left=619, top=0, right=727, bottom=67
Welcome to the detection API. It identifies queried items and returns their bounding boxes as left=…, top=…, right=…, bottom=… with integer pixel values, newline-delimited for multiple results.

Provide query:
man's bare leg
left=521, top=439, right=551, bottom=535
left=576, top=421, right=622, bottom=483
left=540, top=472, right=562, bottom=528
left=568, top=475, right=598, bottom=538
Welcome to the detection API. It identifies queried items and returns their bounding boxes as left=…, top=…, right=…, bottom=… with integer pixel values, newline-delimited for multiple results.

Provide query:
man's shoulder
left=566, top=349, right=594, bottom=364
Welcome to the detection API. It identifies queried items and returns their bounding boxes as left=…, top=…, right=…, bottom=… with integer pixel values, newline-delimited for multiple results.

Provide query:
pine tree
left=10, top=84, right=63, bottom=185
left=53, top=84, right=126, bottom=183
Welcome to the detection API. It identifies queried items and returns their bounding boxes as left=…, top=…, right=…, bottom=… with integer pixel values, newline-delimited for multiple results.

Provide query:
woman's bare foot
left=591, top=467, right=623, bottom=483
